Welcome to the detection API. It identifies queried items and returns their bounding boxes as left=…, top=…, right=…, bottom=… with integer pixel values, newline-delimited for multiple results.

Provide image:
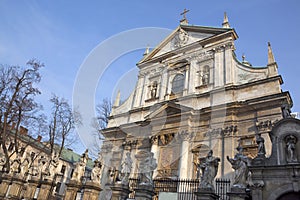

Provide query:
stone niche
left=267, top=118, right=300, bottom=165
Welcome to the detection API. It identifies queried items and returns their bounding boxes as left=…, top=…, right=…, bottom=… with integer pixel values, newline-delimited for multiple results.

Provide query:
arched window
left=171, top=74, right=185, bottom=94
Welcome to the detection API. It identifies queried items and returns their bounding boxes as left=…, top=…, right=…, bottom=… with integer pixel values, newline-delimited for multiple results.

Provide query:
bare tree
left=96, top=98, right=112, bottom=130
left=0, top=59, right=43, bottom=172
left=48, top=94, right=81, bottom=157
left=89, top=98, right=112, bottom=157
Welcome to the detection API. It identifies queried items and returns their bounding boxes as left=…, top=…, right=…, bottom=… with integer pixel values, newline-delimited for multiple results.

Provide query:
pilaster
left=64, top=180, right=81, bottom=200
left=0, top=174, right=12, bottom=198
left=6, top=175, right=26, bottom=200
left=82, top=181, right=102, bottom=200
left=37, top=179, right=53, bottom=200
left=134, top=184, right=155, bottom=200
left=23, top=177, right=40, bottom=200
left=110, top=182, right=131, bottom=200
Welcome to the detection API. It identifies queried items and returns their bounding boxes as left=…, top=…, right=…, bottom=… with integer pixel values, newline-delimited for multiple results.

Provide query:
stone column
left=179, top=131, right=193, bottom=179
left=64, top=180, right=81, bottom=200
left=6, top=175, right=26, bottom=200
left=194, top=188, right=219, bottom=200
left=82, top=181, right=102, bottom=200
left=23, top=176, right=40, bottom=200
left=227, top=187, right=250, bottom=200
left=0, top=174, right=12, bottom=198
left=134, top=184, right=155, bottom=200
left=110, top=182, right=131, bottom=200
left=37, top=179, right=53, bottom=200
left=150, top=136, right=159, bottom=178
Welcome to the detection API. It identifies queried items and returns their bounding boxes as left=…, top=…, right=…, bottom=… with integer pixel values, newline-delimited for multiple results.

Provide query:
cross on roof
left=180, top=8, right=190, bottom=20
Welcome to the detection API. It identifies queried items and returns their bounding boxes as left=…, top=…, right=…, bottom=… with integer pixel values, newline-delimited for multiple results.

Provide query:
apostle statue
left=91, top=159, right=102, bottom=184
left=45, top=151, right=59, bottom=180
left=199, top=150, right=220, bottom=191
left=107, top=167, right=119, bottom=185
left=227, top=145, right=249, bottom=188
left=139, top=152, right=157, bottom=186
left=120, top=152, right=133, bottom=185
left=71, top=149, right=89, bottom=182
left=10, top=151, right=22, bottom=174
left=20, top=151, right=32, bottom=177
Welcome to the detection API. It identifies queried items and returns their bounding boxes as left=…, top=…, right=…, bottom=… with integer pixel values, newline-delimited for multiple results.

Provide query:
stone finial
left=143, top=46, right=150, bottom=56
left=113, top=90, right=121, bottom=108
left=268, top=42, right=276, bottom=64
left=222, top=12, right=230, bottom=28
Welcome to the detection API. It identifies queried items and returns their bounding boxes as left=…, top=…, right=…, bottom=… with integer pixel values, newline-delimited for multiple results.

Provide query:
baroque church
left=100, top=12, right=296, bottom=197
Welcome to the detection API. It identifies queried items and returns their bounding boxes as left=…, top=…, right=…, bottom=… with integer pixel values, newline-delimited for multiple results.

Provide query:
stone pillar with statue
left=194, top=150, right=220, bottom=200
left=82, top=156, right=103, bottom=200
left=226, top=144, right=251, bottom=200
left=64, top=149, right=89, bottom=200
left=110, top=152, right=133, bottom=200
left=134, top=150, right=157, bottom=200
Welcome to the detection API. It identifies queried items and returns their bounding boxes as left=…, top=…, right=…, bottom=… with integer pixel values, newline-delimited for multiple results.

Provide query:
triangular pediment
left=139, top=25, right=236, bottom=64
left=145, top=102, right=193, bottom=120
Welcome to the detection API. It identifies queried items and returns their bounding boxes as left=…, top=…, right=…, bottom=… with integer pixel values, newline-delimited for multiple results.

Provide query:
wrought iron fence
left=215, top=178, right=230, bottom=200
left=128, top=178, right=230, bottom=200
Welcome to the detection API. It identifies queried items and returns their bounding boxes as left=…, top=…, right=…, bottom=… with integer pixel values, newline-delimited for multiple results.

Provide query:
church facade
left=100, top=13, right=292, bottom=187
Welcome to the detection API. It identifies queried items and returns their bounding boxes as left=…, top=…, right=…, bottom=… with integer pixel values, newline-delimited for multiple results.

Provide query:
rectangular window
left=55, top=182, right=61, bottom=193
left=61, top=165, right=66, bottom=175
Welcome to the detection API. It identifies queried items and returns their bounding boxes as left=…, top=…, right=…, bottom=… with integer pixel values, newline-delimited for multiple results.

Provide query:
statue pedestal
left=37, top=179, right=53, bottom=200
left=64, top=180, right=81, bottom=200
left=194, top=188, right=219, bottom=200
left=252, top=156, right=266, bottom=166
left=23, top=177, right=40, bottom=199
left=7, top=175, right=26, bottom=200
left=134, top=184, right=155, bottom=200
left=82, top=181, right=102, bottom=200
left=227, top=187, right=250, bottom=200
left=110, top=182, right=131, bottom=200
left=0, top=174, right=12, bottom=198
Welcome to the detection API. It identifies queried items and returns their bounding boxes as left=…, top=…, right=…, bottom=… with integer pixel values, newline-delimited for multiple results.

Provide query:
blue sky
left=1, top=0, right=300, bottom=152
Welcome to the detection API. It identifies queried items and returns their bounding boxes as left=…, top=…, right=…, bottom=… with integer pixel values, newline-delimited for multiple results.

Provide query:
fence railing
left=215, top=178, right=230, bottom=200
left=128, top=178, right=231, bottom=200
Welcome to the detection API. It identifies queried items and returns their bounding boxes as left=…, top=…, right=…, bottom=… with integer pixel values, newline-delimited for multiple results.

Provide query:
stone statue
left=71, top=149, right=89, bottom=182
left=120, top=152, right=133, bottom=185
left=150, top=81, right=158, bottom=99
left=20, top=152, right=32, bottom=177
left=256, top=133, right=266, bottom=157
left=0, top=146, right=6, bottom=171
left=10, top=152, right=22, bottom=174
left=91, top=159, right=102, bottom=184
left=139, top=152, right=157, bottom=186
left=46, top=151, right=59, bottom=179
left=108, top=166, right=119, bottom=185
left=227, top=145, right=249, bottom=188
left=195, top=153, right=204, bottom=179
left=199, top=150, right=220, bottom=191
left=0, top=156, right=6, bottom=172
left=286, top=135, right=297, bottom=163
left=281, top=104, right=291, bottom=118
left=201, top=69, right=209, bottom=85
